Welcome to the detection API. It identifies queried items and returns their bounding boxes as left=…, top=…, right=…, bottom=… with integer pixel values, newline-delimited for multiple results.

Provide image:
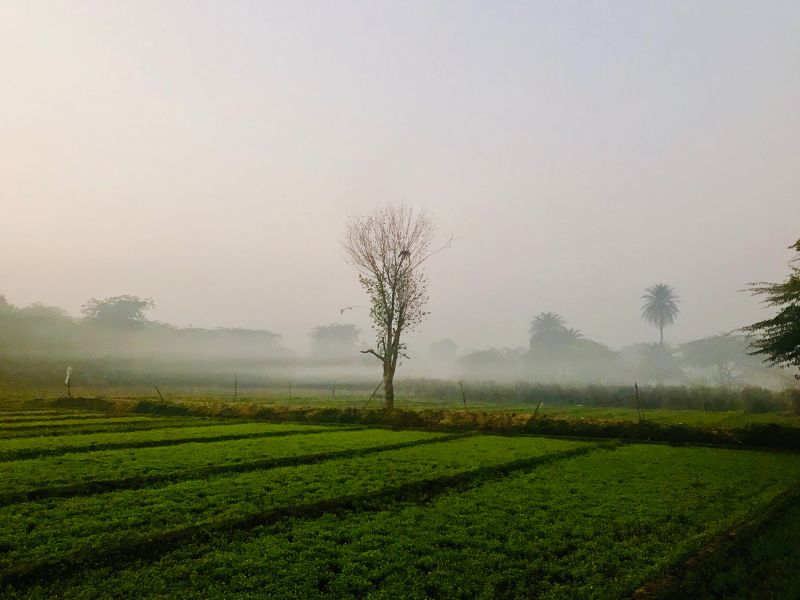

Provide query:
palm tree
left=529, top=312, right=583, bottom=348
left=641, top=284, right=679, bottom=345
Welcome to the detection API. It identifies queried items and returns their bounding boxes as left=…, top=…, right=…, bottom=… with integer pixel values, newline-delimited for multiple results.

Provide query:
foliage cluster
left=744, top=240, right=800, bottom=375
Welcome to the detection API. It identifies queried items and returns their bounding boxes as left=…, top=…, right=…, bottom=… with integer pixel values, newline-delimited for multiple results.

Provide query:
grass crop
left=661, top=504, right=800, bottom=599
left=3, top=404, right=800, bottom=598
left=0, top=413, right=105, bottom=424
left=10, top=444, right=800, bottom=599
left=0, top=417, right=234, bottom=439
left=0, top=415, right=162, bottom=429
left=0, top=435, right=589, bottom=583
left=0, top=421, right=343, bottom=461
left=0, top=428, right=445, bottom=502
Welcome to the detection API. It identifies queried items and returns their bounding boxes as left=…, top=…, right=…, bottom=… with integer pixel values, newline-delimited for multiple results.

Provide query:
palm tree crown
left=641, top=284, right=679, bottom=345
left=529, top=312, right=583, bottom=349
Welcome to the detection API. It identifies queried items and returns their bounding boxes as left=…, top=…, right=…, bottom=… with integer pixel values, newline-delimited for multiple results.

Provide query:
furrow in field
left=0, top=436, right=597, bottom=586
left=0, top=432, right=463, bottom=505
left=0, top=424, right=349, bottom=462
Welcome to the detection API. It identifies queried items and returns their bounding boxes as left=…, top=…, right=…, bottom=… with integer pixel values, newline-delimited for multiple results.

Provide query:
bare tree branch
left=360, top=349, right=385, bottom=361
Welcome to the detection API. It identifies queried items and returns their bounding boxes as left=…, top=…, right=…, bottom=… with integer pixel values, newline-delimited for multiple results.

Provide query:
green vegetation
left=744, top=239, right=800, bottom=373
left=659, top=497, right=800, bottom=599
left=1, top=406, right=799, bottom=598
left=0, top=421, right=339, bottom=461
left=0, top=428, right=445, bottom=502
left=0, top=416, right=232, bottom=439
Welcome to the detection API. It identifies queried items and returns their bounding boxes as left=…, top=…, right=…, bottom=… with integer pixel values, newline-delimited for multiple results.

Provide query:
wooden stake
left=459, top=380, right=467, bottom=409
left=362, top=380, right=384, bottom=409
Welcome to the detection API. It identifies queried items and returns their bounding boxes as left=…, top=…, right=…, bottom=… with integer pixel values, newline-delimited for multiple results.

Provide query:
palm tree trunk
left=659, top=323, right=664, bottom=346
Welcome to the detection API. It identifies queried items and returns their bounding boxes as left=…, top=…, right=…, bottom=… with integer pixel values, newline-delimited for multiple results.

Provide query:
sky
left=1, top=1, right=799, bottom=354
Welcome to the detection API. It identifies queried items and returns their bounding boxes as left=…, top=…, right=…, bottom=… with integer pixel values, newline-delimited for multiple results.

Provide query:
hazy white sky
left=2, top=1, right=799, bottom=353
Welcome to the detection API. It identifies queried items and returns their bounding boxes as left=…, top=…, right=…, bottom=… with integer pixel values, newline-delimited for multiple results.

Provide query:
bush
left=741, top=386, right=780, bottom=413
left=788, top=389, right=800, bottom=415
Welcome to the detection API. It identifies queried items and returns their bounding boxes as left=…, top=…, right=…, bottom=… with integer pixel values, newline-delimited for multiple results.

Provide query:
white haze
left=1, top=1, right=799, bottom=358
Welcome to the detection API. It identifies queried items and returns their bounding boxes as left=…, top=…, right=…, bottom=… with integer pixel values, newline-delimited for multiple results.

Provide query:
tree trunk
left=383, top=366, right=395, bottom=410
left=659, top=323, right=664, bottom=346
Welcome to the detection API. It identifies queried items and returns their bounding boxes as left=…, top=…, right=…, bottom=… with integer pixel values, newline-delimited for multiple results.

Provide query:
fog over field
left=2, top=1, right=799, bottom=359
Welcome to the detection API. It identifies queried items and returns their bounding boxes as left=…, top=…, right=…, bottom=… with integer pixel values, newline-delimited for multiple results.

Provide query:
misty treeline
left=0, top=295, right=289, bottom=385
left=453, top=322, right=787, bottom=390
left=0, top=291, right=787, bottom=393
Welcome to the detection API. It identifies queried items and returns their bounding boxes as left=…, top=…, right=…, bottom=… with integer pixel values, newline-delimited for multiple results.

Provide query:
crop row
left=0, top=413, right=115, bottom=425
left=0, top=436, right=591, bottom=583
left=0, top=428, right=448, bottom=503
left=16, top=444, right=800, bottom=599
left=0, top=415, right=181, bottom=430
left=0, top=410, right=96, bottom=418
left=0, top=421, right=342, bottom=462
left=0, top=417, right=234, bottom=439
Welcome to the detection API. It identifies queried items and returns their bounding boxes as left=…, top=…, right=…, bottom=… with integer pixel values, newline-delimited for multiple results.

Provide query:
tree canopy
left=641, top=284, right=679, bottom=345
left=308, top=323, right=360, bottom=358
left=743, top=240, right=800, bottom=376
left=81, top=295, right=155, bottom=327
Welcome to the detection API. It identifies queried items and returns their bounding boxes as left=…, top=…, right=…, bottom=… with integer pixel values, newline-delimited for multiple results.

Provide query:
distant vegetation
left=2, top=240, right=798, bottom=398
left=0, top=295, right=287, bottom=387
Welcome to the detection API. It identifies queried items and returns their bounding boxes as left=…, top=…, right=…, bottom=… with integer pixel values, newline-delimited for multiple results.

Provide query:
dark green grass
left=0, top=436, right=589, bottom=581
left=11, top=444, right=800, bottom=599
left=0, top=414, right=114, bottom=424
left=0, top=410, right=96, bottom=417
left=0, top=422, right=344, bottom=461
left=0, top=417, right=235, bottom=439
left=657, top=497, right=800, bottom=599
left=0, top=428, right=447, bottom=502
left=0, top=416, right=161, bottom=429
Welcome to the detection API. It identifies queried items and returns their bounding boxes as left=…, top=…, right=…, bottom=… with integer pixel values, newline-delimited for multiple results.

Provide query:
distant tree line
left=0, top=295, right=285, bottom=363
left=453, top=281, right=786, bottom=388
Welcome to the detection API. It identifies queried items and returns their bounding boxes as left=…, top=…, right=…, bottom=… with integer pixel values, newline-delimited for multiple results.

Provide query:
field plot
left=0, top=413, right=236, bottom=439
left=1, top=408, right=799, bottom=599
left=0, top=421, right=341, bottom=461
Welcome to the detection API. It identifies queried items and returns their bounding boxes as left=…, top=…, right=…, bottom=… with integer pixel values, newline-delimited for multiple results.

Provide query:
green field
left=1, top=407, right=799, bottom=598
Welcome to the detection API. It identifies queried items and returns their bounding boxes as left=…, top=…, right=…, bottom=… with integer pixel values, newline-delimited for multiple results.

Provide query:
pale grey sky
left=2, top=1, right=798, bottom=353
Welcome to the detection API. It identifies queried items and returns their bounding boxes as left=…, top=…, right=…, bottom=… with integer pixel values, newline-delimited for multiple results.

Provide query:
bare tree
left=343, top=204, right=443, bottom=409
